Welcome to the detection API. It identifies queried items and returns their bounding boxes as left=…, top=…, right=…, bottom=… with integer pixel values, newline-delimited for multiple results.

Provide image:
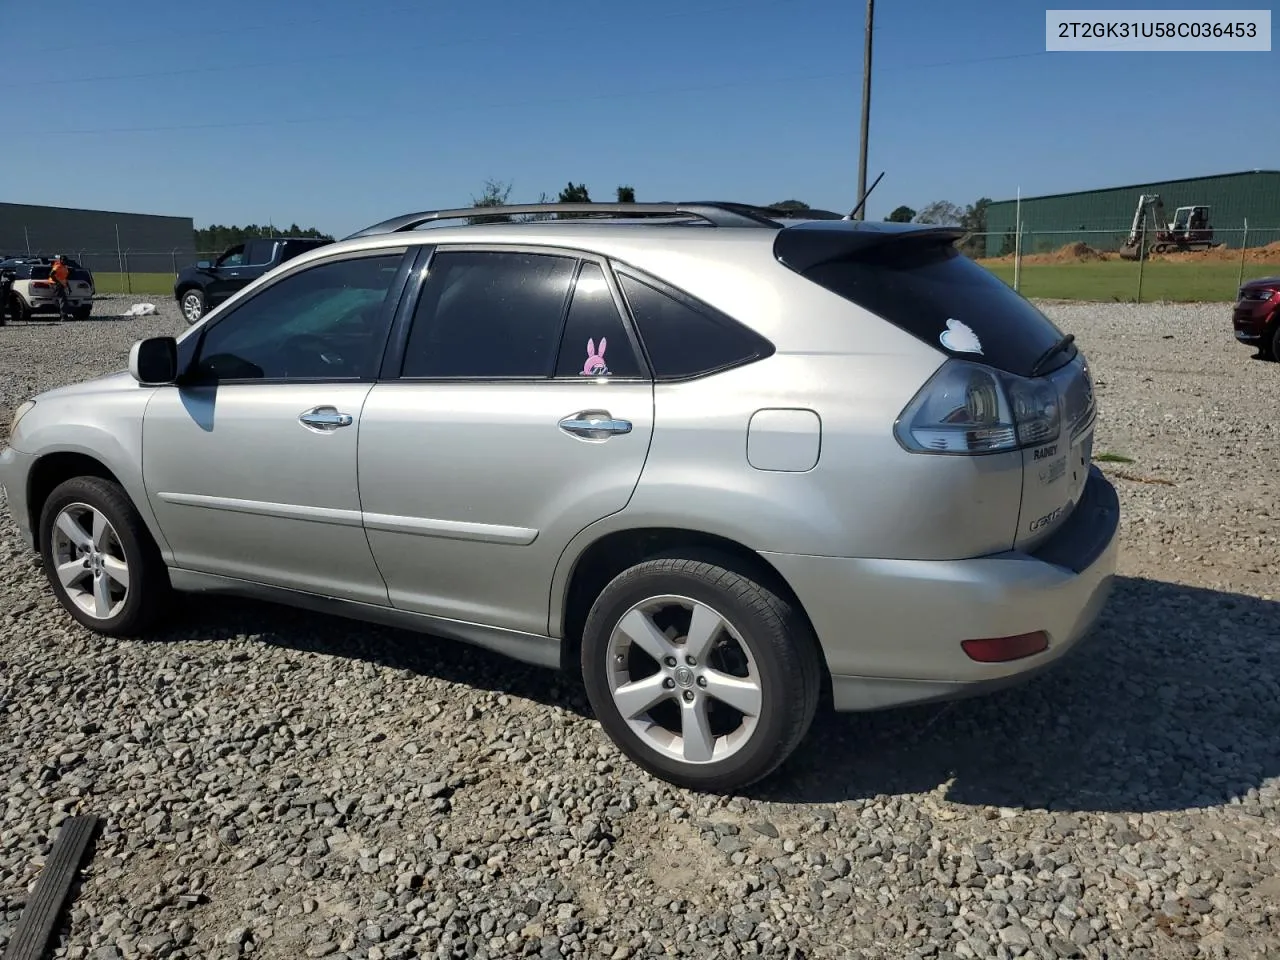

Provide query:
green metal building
left=984, top=169, right=1280, bottom=256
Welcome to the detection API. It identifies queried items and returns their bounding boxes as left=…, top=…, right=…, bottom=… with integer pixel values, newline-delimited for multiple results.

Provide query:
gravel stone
left=0, top=297, right=1278, bottom=959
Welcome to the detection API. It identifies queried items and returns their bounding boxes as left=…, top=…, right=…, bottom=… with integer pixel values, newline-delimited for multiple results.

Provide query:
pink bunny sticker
left=581, top=337, right=610, bottom=376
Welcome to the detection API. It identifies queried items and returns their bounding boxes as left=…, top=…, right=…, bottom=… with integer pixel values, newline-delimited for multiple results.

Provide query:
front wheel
left=180, top=288, right=205, bottom=325
left=581, top=556, right=822, bottom=792
left=38, top=476, right=171, bottom=636
left=1265, top=321, right=1280, bottom=362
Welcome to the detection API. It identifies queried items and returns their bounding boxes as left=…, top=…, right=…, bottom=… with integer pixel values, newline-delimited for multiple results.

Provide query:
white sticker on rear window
left=940, top=318, right=983, bottom=355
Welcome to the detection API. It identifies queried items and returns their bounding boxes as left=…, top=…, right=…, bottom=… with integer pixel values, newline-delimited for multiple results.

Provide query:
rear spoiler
left=773, top=222, right=967, bottom=273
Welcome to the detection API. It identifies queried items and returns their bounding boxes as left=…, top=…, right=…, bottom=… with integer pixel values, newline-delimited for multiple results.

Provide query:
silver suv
left=0, top=202, right=1119, bottom=792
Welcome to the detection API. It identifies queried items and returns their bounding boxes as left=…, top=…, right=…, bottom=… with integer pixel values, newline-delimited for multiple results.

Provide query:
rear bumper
left=762, top=466, right=1120, bottom=712
left=0, top=445, right=36, bottom=549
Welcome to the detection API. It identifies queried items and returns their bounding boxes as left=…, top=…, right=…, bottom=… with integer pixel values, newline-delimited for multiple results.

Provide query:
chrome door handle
left=559, top=410, right=632, bottom=441
left=299, top=406, right=354, bottom=431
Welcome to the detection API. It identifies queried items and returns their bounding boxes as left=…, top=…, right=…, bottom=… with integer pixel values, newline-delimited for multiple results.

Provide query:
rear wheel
left=38, top=476, right=171, bottom=636
left=11, top=293, right=31, bottom=323
left=180, top=288, right=205, bottom=325
left=581, top=555, right=821, bottom=792
left=73, top=304, right=92, bottom=322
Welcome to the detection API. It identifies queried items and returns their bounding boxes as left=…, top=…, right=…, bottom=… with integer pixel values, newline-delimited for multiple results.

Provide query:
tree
left=616, top=185, right=636, bottom=203
left=768, top=200, right=811, bottom=214
left=957, top=197, right=992, bottom=258
left=885, top=205, right=916, bottom=223
left=194, top=223, right=333, bottom=252
left=913, top=201, right=965, bottom=226
left=468, top=178, right=514, bottom=225
left=557, top=182, right=592, bottom=219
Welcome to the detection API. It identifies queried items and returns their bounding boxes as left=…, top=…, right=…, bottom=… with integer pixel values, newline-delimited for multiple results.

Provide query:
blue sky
left=6, top=0, right=1277, bottom=237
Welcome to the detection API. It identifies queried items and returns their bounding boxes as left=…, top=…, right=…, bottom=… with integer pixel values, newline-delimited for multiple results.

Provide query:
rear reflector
left=961, top=631, right=1049, bottom=663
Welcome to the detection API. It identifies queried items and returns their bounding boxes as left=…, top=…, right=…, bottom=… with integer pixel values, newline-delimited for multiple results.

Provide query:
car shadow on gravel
left=162, top=595, right=596, bottom=713
left=757, top=575, right=1280, bottom=814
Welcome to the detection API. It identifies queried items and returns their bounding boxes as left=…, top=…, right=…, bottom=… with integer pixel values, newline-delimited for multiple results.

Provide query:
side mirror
left=196, top=260, right=212, bottom=270
left=129, top=337, right=178, bottom=385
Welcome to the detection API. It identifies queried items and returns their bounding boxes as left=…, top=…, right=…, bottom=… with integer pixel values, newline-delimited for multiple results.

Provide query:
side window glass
left=192, top=253, right=404, bottom=381
left=217, top=245, right=247, bottom=268
left=617, top=272, right=772, bottom=380
left=554, top=262, right=643, bottom=379
left=246, top=240, right=278, bottom=266
left=402, top=250, right=576, bottom=379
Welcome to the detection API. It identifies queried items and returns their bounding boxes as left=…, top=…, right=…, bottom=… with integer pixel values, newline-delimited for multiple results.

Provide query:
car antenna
left=844, top=171, right=885, bottom=221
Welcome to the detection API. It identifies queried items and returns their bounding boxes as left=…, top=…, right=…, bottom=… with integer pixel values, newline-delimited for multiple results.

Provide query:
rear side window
left=616, top=271, right=772, bottom=380
left=403, top=250, right=577, bottom=379
left=795, top=238, right=1069, bottom=378
left=554, top=262, right=643, bottom=379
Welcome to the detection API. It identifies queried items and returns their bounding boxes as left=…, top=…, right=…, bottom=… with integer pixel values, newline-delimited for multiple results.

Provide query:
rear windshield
left=795, top=239, right=1072, bottom=378
left=31, top=266, right=50, bottom=280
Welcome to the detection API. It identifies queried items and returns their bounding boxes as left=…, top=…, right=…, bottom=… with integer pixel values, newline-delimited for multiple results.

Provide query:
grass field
left=92, top=272, right=176, bottom=297
left=88, top=256, right=1280, bottom=304
left=979, top=258, right=1280, bottom=303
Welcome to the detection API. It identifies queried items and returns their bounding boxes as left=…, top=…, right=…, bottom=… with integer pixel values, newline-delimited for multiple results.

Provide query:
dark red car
left=1233, top=275, right=1280, bottom=360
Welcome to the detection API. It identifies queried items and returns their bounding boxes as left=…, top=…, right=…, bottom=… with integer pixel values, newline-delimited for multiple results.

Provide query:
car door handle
left=558, top=410, right=632, bottom=441
left=299, top=406, right=354, bottom=431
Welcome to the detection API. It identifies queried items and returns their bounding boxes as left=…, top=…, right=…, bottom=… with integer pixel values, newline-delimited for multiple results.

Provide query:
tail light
left=961, top=631, right=1049, bottom=662
left=30, top=280, right=52, bottom=290
left=894, top=359, right=1061, bottom=456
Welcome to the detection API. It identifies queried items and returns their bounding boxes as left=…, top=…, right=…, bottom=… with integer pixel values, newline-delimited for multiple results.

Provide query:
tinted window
left=617, top=272, right=772, bottom=380
left=246, top=240, right=278, bottom=266
left=554, top=263, right=643, bottom=379
left=217, top=245, right=247, bottom=268
left=192, top=253, right=403, bottom=381
left=795, top=239, right=1070, bottom=378
left=402, top=250, right=576, bottom=379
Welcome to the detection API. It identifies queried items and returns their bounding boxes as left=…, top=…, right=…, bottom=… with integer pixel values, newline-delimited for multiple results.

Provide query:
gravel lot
left=1, top=295, right=1278, bottom=960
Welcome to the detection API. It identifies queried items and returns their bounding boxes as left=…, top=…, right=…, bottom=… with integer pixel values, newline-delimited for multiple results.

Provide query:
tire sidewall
left=182, top=290, right=205, bottom=324
left=582, top=565, right=801, bottom=790
left=39, top=478, right=156, bottom=634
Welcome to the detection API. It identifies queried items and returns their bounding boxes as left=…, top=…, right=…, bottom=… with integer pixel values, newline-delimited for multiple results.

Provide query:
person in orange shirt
left=49, top=254, right=72, bottom=322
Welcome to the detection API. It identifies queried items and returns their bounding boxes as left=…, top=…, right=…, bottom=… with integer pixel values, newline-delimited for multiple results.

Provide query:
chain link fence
left=956, top=225, right=1280, bottom=303
left=10, top=224, right=1280, bottom=303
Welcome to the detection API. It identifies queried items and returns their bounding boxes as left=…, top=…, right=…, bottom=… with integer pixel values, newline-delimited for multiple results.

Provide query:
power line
left=27, top=67, right=860, bottom=137
left=13, top=0, right=800, bottom=89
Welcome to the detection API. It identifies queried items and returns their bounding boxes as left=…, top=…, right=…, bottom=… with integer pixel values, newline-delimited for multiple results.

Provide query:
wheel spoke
left=55, top=559, right=89, bottom=588
left=92, top=573, right=114, bottom=619
left=618, top=608, right=676, bottom=663
left=702, top=669, right=763, bottom=717
left=680, top=698, right=715, bottom=763
left=612, top=673, right=672, bottom=720
left=56, top=511, right=91, bottom=550
left=91, top=510, right=110, bottom=551
left=102, top=556, right=130, bottom=590
left=684, top=603, right=724, bottom=662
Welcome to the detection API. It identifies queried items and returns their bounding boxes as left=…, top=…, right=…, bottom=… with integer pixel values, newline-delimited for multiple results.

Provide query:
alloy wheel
left=49, top=502, right=130, bottom=621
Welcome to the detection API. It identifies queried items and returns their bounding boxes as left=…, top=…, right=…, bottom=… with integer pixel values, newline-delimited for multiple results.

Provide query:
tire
left=73, top=305, right=92, bottom=322
left=1265, top=321, right=1280, bottom=362
left=580, top=554, right=822, bottom=792
left=180, top=288, right=205, bottom=325
left=11, top=293, right=31, bottom=324
left=38, top=476, right=171, bottom=637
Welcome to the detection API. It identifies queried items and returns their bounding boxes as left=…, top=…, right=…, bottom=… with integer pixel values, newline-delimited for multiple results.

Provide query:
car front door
left=141, top=247, right=413, bottom=604
left=205, top=243, right=249, bottom=307
left=357, top=246, right=655, bottom=637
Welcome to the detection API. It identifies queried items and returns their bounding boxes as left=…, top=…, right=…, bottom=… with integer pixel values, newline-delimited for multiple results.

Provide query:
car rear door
left=356, top=245, right=655, bottom=638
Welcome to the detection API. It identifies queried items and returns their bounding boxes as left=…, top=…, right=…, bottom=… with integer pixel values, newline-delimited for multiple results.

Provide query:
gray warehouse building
left=0, top=202, right=196, bottom=275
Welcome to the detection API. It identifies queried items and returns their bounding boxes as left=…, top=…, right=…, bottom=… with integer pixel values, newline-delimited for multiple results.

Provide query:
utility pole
left=854, top=0, right=874, bottom=219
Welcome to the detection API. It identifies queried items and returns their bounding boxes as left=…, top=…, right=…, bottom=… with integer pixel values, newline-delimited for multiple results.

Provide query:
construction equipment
left=1119, top=193, right=1223, bottom=259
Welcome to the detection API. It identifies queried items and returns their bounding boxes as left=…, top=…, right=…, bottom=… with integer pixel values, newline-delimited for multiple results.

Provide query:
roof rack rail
left=343, top=201, right=793, bottom=240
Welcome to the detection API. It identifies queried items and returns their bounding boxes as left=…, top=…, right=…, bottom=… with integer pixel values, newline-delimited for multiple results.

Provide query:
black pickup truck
left=173, top=236, right=331, bottom=325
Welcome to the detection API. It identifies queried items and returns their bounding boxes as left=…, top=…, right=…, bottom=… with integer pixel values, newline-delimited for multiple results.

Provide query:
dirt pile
left=980, top=239, right=1280, bottom=267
